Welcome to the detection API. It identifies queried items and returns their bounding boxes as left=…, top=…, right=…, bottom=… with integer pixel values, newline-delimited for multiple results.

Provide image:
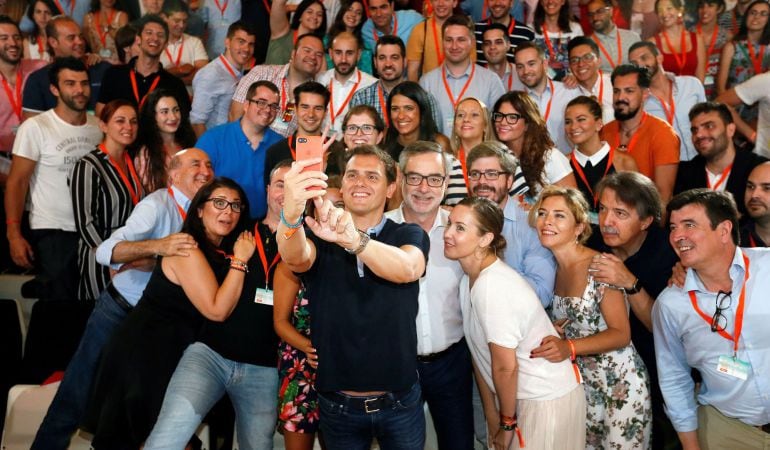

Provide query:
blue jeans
left=417, top=339, right=474, bottom=450
left=318, top=382, right=425, bottom=450
left=31, top=287, right=129, bottom=450
left=143, top=342, right=278, bottom=450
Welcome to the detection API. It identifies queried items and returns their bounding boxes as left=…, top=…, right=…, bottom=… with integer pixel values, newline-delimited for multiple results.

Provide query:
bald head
left=746, top=162, right=770, bottom=224
left=169, top=148, right=214, bottom=199
left=330, top=31, right=362, bottom=77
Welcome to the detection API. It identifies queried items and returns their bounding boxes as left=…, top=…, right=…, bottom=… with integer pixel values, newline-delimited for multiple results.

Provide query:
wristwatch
left=345, top=230, right=370, bottom=255
left=625, top=278, right=642, bottom=295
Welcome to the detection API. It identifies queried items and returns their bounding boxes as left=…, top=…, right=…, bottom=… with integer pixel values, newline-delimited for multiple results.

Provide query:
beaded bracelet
left=280, top=209, right=304, bottom=229
left=499, top=413, right=517, bottom=431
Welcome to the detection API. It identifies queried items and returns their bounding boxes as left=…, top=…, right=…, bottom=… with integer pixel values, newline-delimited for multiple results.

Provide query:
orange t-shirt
left=600, top=113, right=680, bottom=179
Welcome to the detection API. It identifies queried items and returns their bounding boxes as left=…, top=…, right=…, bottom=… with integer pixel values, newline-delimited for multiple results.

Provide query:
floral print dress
left=551, top=275, right=652, bottom=450
left=277, top=289, right=320, bottom=433
left=727, top=41, right=770, bottom=122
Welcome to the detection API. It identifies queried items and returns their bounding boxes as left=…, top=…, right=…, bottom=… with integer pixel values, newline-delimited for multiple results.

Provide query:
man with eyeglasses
left=229, top=34, right=324, bottom=137
left=480, top=24, right=524, bottom=91
left=384, top=141, right=474, bottom=450
left=466, top=141, right=556, bottom=306
left=653, top=188, right=770, bottom=450
left=473, top=0, right=534, bottom=65
left=197, top=80, right=283, bottom=219
left=629, top=41, right=706, bottom=162
left=586, top=0, right=640, bottom=73
left=566, top=36, right=614, bottom=123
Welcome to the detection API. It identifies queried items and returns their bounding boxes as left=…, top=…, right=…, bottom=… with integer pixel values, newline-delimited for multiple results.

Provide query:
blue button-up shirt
left=653, top=247, right=770, bottom=432
left=362, top=9, right=424, bottom=56
left=501, top=197, right=557, bottom=307
left=191, top=56, right=242, bottom=131
left=95, top=186, right=190, bottom=305
left=200, top=0, right=242, bottom=56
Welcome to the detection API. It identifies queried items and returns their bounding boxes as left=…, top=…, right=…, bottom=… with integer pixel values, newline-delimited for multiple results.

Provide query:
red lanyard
left=130, top=70, right=161, bottom=109
left=732, top=10, right=739, bottom=35
left=506, top=63, right=514, bottom=90
left=378, top=83, right=389, bottom=127
left=541, top=26, right=561, bottom=61
left=697, top=24, right=719, bottom=57
left=748, top=42, right=766, bottom=75
left=219, top=55, right=238, bottom=81
left=280, top=76, right=290, bottom=113
left=651, top=79, right=675, bottom=125
left=164, top=37, right=184, bottom=67
left=486, top=17, right=516, bottom=35
left=292, top=30, right=298, bottom=45
left=570, top=146, right=615, bottom=206
left=706, top=163, right=733, bottom=191
left=98, top=143, right=142, bottom=205
left=36, top=35, right=45, bottom=55
left=662, top=29, right=687, bottom=73
left=372, top=14, right=398, bottom=42
left=596, top=71, right=604, bottom=104
left=441, top=64, right=476, bottom=109
left=254, top=223, right=281, bottom=281
left=457, top=147, right=469, bottom=189
left=542, top=78, right=554, bottom=122
left=614, top=112, right=647, bottom=154
left=688, top=253, right=750, bottom=357
left=481, top=0, right=488, bottom=20
left=591, top=31, right=621, bottom=69
left=749, top=234, right=758, bottom=248
left=167, top=186, right=187, bottom=220
left=329, top=70, right=362, bottom=127
left=213, top=0, right=228, bottom=19
left=53, top=0, right=74, bottom=16
left=262, top=0, right=270, bottom=13
left=93, top=9, right=116, bottom=47
left=1, top=70, right=23, bottom=120
left=287, top=135, right=296, bottom=159
left=430, top=17, right=444, bottom=66
left=362, top=0, right=369, bottom=17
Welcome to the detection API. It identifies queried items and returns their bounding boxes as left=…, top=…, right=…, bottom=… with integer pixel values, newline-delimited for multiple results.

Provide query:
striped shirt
left=444, top=155, right=468, bottom=206
left=71, top=149, right=143, bottom=301
left=474, top=16, right=536, bottom=65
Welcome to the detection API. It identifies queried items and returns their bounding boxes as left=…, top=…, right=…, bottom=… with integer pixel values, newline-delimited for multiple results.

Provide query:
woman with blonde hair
left=648, top=0, right=707, bottom=81
left=446, top=97, right=492, bottom=206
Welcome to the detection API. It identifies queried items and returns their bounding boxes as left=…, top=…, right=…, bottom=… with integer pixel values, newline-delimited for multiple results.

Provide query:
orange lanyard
left=287, top=135, right=296, bottom=159
left=254, top=223, right=281, bottom=282
left=213, top=0, right=228, bottom=19
left=487, top=17, right=516, bottom=34
left=219, top=54, right=238, bottom=81
left=36, top=35, right=45, bottom=55
left=93, top=9, right=116, bottom=47
left=329, top=70, right=362, bottom=126
left=372, top=15, right=397, bottom=42
left=262, top=0, right=270, bottom=13
left=130, top=70, right=161, bottom=109
left=280, top=76, right=290, bottom=113
left=542, top=78, right=554, bottom=122
left=570, top=146, right=615, bottom=206
left=167, top=186, right=187, bottom=220
left=596, top=71, right=604, bottom=104
left=688, top=253, right=750, bottom=357
left=430, top=17, right=444, bottom=66
left=697, top=24, right=719, bottom=57
left=442, top=64, right=476, bottom=109
left=481, top=0, right=488, bottom=20
left=541, top=26, right=561, bottom=61
left=53, top=0, right=74, bottom=16
left=1, top=70, right=23, bottom=120
left=651, top=79, right=675, bottom=125
left=662, top=29, right=687, bottom=73
left=749, top=234, right=758, bottom=248
left=164, top=37, right=184, bottom=67
left=98, top=143, right=142, bottom=205
left=614, top=112, right=647, bottom=154
left=457, top=147, right=469, bottom=189
left=362, top=0, right=369, bottom=17
left=732, top=10, right=740, bottom=35
left=377, top=83, right=389, bottom=127
left=292, top=30, right=298, bottom=45
left=747, top=42, right=766, bottom=75
left=506, top=63, right=514, bottom=90
left=591, top=31, right=621, bottom=69
left=706, top=163, right=733, bottom=191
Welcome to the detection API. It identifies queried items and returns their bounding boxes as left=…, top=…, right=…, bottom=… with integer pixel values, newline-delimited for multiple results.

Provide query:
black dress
left=82, top=251, right=229, bottom=450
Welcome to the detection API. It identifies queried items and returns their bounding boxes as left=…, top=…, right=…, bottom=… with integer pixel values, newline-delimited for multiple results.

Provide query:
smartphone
left=296, top=136, right=324, bottom=190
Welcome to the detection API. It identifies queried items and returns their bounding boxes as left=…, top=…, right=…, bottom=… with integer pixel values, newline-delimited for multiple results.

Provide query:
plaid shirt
left=350, top=80, right=443, bottom=129
left=233, top=63, right=296, bottom=137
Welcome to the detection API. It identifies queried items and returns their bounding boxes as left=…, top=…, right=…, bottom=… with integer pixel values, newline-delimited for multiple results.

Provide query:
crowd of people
left=1, top=0, right=770, bottom=448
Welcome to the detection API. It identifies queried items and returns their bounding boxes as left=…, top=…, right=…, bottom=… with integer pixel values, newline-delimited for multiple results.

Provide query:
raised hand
left=282, top=159, right=328, bottom=223
left=305, top=197, right=359, bottom=249
left=233, top=231, right=256, bottom=262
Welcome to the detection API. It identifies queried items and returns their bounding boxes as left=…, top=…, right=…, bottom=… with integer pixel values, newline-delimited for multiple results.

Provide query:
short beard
left=614, top=105, right=640, bottom=121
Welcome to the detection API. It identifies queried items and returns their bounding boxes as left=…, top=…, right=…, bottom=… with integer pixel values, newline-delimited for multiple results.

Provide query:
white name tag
left=254, top=288, right=274, bottom=306
left=717, top=355, right=750, bottom=380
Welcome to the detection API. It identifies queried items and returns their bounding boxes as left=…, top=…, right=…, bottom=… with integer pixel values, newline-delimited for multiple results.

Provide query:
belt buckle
left=364, top=397, right=380, bottom=414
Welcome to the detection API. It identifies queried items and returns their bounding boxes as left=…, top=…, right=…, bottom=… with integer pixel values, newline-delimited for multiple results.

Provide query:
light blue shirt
left=95, top=186, right=190, bottom=306
left=653, top=247, right=770, bottom=432
left=462, top=0, right=525, bottom=22
left=200, top=0, right=241, bottom=57
left=362, top=9, right=424, bottom=58
left=419, top=62, right=506, bottom=136
left=645, top=73, right=706, bottom=162
left=20, top=0, right=90, bottom=34
left=191, top=56, right=242, bottom=131
left=500, top=197, right=556, bottom=307
left=524, top=79, right=579, bottom=155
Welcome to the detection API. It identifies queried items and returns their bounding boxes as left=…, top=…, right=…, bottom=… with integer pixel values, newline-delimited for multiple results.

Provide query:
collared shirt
left=590, top=27, right=641, bottom=72
left=653, top=247, right=770, bottom=432
left=233, top=63, right=297, bottom=137
left=577, top=71, right=614, bottom=124
left=362, top=9, right=424, bottom=54
left=200, top=0, right=242, bottom=56
left=316, top=67, right=378, bottom=132
left=735, top=71, right=770, bottom=159
left=386, top=206, right=465, bottom=355
left=195, top=120, right=283, bottom=219
left=191, top=55, right=243, bottom=130
left=644, top=73, right=706, bottom=162
left=159, top=33, right=209, bottom=70
left=0, top=59, right=47, bottom=153
left=95, top=185, right=190, bottom=305
left=349, top=80, right=443, bottom=130
left=524, top=79, right=580, bottom=154
left=23, top=60, right=111, bottom=113
left=419, top=62, right=505, bottom=136
left=500, top=197, right=557, bottom=307
left=572, top=141, right=611, bottom=166
left=501, top=63, right=525, bottom=91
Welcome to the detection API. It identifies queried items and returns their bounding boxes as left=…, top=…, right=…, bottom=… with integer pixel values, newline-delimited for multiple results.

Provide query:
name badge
left=704, top=75, right=715, bottom=86
left=254, top=288, right=274, bottom=306
left=717, top=355, right=750, bottom=380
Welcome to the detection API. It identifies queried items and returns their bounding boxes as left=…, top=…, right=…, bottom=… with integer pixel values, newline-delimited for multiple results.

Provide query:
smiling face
left=138, top=21, right=167, bottom=58
left=291, top=36, right=325, bottom=76
left=690, top=111, right=733, bottom=161
left=225, top=30, right=256, bottom=67
left=489, top=0, right=513, bottom=20
left=50, top=19, right=86, bottom=58
left=199, top=187, right=242, bottom=242
left=343, top=112, right=383, bottom=148
left=296, top=92, right=326, bottom=134
left=454, top=99, right=487, bottom=144
left=300, top=2, right=325, bottom=31
left=163, top=11, right=187, bottom=40
left=402, top=151, right=447, bottom=217
left=494, top=101, right=527, bottom=145
left=369, top=0, right=394, bottom=29
left=170, top=148, right=213, bottom=199
left=534, top=195, right=584, bottom=250
left=155, top=96, right=181, bottom=135
left=0, top=23, right=21, bottom=64
left=468, top=156, right=512, bottom=206
left=540, top=0, right=565, bottom=17
left=342, top=1, right=364, bottom=29
left=375, top=43, right=404, bottom=82
left=482, top=28, right=509, bottom=66
left=443, top=24, right=474, bottom=65
left=698, top=1, right=722, bottom=25
left=433, top=0, right=458, bottom=20
left=101, top=105, right=138, bottom=147
left=390, top=94, right=421, bottom=139
left=745, top=164, right=770, bottom=222
left=330, top=34, right=361, bottom=77
left=514, top=47, right=547, bottom=89
left=668, top=203, right=731, bottom=270
left=587, top=0, right=613, bottom=33
left=444, top=204, right=492, bottom=260
left=340, top=153, right=396, bottom=215
left=564, top=103, right=602, bottom=148
left=612, top=73, right=646, bottom=121
left=243, top=86, right=280, bottom=129
left=656, top=0, right=682, bottom=27
left=568, top=44, right=600, bottom=84
left=746, top=2, right=770, bottom=32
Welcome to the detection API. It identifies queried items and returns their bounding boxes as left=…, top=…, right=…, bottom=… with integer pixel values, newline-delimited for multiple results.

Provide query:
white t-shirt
left=160, top=33, right=210, bottom=69
left=511, top=147, right=573, bottom=196
left=12, top=110, right=102, bottom=231
left=461, top=259, right=577, bottom=400
left=735, top=71, right=770, bottom=159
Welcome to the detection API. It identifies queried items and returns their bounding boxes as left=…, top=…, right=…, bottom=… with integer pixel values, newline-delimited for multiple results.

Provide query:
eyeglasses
left=205, top=197, right=243, bottom=213
left=749, top=9, right=770, bottom=17
left=586, top=6, right=611, bottom=17
left=404, top=172, right=446, bottom=187
left=711, top=290, right=732, bottom=332
left=492, top=112, right=523, bottom=124
left=569, top=53, right=598, bottom=65
left=343, top=124, right=378, bottom=135
left=247, top=98, right=281, bottom=113
left=468, top=170, right=508, bottom=181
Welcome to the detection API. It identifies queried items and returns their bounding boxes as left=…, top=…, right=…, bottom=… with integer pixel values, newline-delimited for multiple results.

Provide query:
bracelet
left=280, top=209, right=304, bottom=229
left=229, top=264, right=247, bottom=273
left=230, top=257, right=247, bottom=266
left=5, top=219, right=20, bottom=225
left=567, top=339, right=577, bottom=362
left=230, top=259, right=248, bottom=273
left=499, top=413, right=517, bottom=431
